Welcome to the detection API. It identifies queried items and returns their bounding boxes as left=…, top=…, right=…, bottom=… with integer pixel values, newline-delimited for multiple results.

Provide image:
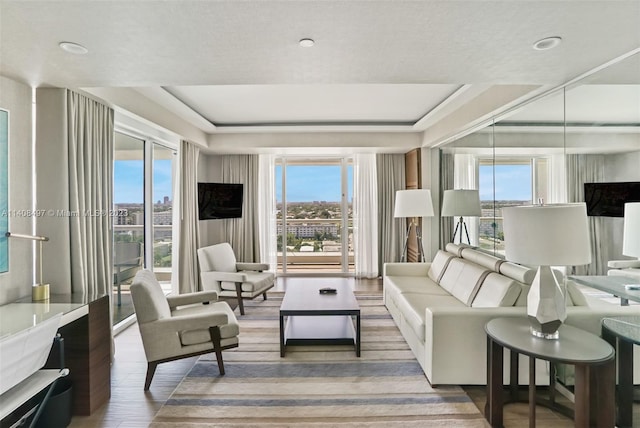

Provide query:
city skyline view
left=114, top=159, right=173, bottom=204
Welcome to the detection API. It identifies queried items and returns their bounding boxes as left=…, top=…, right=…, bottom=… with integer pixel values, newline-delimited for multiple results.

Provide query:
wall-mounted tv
left=584, top=181, right=640, bottom=217
left=198, top=182, right=244, bottom=220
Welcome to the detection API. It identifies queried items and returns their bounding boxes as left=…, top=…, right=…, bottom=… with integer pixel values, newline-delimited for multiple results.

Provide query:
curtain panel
left=439, top=151, right=454, bottom=249
left=66, top=90, right=114, bottom=296
left=221, top=155, right=260, bottom=262
left=258, top=155, right=277, bottom=270
left=353, top=154, right=378, bottom=278
left=566, top=154, right=608, bottom=275
left=178, top=140, right=200, bottom=293
left=376, top=154, right=405, bottom=273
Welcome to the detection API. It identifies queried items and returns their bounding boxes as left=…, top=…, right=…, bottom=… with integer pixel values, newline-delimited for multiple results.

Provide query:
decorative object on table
left=394, top=189, right=434, bottom=262
left=319, top=287, right=337, bottom=294
left=440, top=189, right=482, bottom=245
left=5, top=232, right=50, bottom=301
left=502, top=203, right=591, bottom=339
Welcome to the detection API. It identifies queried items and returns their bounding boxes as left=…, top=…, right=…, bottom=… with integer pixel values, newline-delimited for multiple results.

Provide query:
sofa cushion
left=386, top=276, right=450, bottom=296
left=438, top=258, right=491, bottom=306
left=176, top=302, right=240, bottom=346
left=471, top=272, right=522, bottom=307
left=396, top=293, right=465, bottom=341
left=499, top=262, right=535, bottom=285
left=514, top=283, right=531, bottom=306
left=566, top=280, right=589, bottom=306
left=460, top=248, right=504, bottom=272
left=427, top=250, right=455, bottom=282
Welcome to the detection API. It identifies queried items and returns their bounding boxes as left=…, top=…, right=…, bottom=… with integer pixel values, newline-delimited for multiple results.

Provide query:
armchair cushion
left=199, top=242, right=238, bottom=273
left=220, top=271, right=274, bottom=292
left=174, top=302, right=240, bottom=346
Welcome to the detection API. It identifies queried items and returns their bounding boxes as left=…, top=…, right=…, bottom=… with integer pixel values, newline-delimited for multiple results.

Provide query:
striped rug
left=150, top=292, right=487, bottom=427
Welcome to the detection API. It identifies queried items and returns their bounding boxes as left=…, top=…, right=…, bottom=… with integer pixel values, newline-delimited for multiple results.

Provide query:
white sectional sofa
left=384, top=243, right=640, bottom=386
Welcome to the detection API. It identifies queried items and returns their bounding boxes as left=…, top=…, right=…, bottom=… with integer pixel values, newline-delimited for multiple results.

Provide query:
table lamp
left=394, top=189, right=434, bottom=262
left=441, top=189, right=482, bottom=244
left=502, top=203, right=591, bottom=339
left=623, top=202, right=640, bottom=258
left=5, top=232, right=50, bottom=301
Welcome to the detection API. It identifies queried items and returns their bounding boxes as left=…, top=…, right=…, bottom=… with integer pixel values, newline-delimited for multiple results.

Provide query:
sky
left=275, top=165, right=354, bottom=202
left=114, top=161, right=531, bottom=204
left=479, top=164, right=532, bottom=201
left=114, top=160, right=173, bottom=204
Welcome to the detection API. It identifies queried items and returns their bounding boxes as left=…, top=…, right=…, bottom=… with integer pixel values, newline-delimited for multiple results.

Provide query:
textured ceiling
left=1, top=1, right=639, bottom=141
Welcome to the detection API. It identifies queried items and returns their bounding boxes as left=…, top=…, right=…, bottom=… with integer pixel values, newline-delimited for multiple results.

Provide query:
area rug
left=150, top=292, right=487, bottom=427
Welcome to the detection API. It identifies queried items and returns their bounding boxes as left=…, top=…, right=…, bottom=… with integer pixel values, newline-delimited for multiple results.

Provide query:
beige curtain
left=566, top=154, right=608, bottom=275
left=376, top=154, right=405, bottom=272
left=439, top=151, right=454, bottom=249
left=354, top=154, right=378, bottom=278
left=221, top=155, right=260, bottom=262
left=66, top=90, right=114, bottom=296
left=178, top=140, right=200, bottom=293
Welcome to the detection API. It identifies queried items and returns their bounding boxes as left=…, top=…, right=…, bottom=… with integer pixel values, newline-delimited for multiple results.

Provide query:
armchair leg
left=263, top=292, right=267, bottom=300
left=144, top=362, right=158, bottom=391
left=209, top=326, right=225, bottom=375
left=235, top=283, right=245, bottom=315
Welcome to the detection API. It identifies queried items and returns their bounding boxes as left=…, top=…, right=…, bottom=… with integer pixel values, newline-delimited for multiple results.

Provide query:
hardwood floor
left=68, top=276, right=636, bottom=427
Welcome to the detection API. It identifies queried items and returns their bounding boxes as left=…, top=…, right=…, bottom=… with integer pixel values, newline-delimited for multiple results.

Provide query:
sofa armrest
left=201, top=271, right=248, bottom=283
left=383, top=262, right=431, bottom=277
left=607, top=259, right=640, bottom=269
left=166, top=291, right=219, bottom=309
left=424, top=306, right=526, bottom=385
left=236, top=262, right=269, bottom=272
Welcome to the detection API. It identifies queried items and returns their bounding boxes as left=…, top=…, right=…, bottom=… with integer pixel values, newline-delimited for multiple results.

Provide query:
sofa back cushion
left=460, top=248, right=504, bottom=272
left=445, top=242, right=470, bottom=257
left=427, top=250, right=455, bottom=282
left=439, top=258, right=491, bottom=305
left=499, top=262, right=535, bottom=285
left=471, top=273, right=523, bottom=307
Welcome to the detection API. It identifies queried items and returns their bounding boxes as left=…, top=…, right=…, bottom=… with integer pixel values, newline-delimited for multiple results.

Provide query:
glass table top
left=602, top=316, right=640, bottom=345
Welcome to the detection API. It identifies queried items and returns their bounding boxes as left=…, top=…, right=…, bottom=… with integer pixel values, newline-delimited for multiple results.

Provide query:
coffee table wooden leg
left=486, top=336, right=504, bottom=428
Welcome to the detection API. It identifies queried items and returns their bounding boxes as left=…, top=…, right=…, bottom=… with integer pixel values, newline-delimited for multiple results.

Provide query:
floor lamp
left=394, top=189, right=434, bottom=262
left=441, top=189, right=481, bottom=245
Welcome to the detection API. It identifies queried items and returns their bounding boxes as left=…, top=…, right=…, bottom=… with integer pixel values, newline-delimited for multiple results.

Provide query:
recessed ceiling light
left=299, top=38, right=315, bottom=48
left=59, top=41, right=88, bottom=55
left=532, top=36, right=562, bottom=51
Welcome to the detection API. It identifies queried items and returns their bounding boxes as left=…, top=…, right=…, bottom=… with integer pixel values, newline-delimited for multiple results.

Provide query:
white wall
left=0, top=76, right=33, bottom=304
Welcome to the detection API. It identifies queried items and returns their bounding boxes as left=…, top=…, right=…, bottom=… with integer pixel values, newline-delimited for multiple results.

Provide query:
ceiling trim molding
left=137, top=87, right=217, bottom=133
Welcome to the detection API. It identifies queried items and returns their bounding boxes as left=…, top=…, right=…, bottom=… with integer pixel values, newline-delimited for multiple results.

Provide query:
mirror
left=439, top=51, right=640, bottom=268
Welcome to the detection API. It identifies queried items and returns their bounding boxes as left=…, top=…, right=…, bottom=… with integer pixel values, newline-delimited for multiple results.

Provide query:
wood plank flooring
left=68, top=276, right=637, bottom=427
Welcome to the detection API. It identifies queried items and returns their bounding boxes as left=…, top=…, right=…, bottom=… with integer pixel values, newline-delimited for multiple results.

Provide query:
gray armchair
left=197, top=242, right=275, bottom=315
left=130, top=270, right=239, bottom=390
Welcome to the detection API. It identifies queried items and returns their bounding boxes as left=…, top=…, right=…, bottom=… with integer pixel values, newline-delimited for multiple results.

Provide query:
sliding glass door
left=112, top=132, right=176, bottom=325
left=276, top=158, right=353, bottom=274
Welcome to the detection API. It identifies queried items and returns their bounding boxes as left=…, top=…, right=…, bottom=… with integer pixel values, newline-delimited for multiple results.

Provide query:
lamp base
left=32, top=283, right=50, bottom=301
left=529, top=325, right=560, bottom=340
left=527, top=265, right=566, bottom=340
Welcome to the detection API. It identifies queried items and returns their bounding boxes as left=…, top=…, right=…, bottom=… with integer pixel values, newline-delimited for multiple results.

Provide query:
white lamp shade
left=623, top=202, right=640, bottom=257
left=502, top=203, right=592, bottom=266
left=394, top=189, right=434, bottom=218
left=441, top=189, right=482, bottom=217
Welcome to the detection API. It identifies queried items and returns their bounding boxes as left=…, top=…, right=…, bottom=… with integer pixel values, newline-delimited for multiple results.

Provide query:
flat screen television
left=198, top=182, right=243, bottom=220
left=584, top=181, right=640, bottom=217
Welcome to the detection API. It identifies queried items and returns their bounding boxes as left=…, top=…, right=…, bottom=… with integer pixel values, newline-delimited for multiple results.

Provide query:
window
left=478, top=157, right=549, bottom=254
